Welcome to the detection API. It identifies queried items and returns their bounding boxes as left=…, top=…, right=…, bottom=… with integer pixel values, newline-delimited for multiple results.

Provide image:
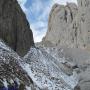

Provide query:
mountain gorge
left=0, top=0, right=90, bottom=90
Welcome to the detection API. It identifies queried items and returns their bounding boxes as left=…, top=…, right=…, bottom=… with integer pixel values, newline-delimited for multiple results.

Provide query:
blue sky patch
left=18, top=0, right=77, bottom=42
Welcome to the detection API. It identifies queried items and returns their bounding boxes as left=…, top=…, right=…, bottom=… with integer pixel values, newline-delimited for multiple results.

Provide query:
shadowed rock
left=0, top=0, right=34, bottom=56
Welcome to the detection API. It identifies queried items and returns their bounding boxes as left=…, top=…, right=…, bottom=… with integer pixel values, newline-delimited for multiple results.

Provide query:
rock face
left=43, top=0, right=90, bottom=50
left=0, top=0, right=34, bottom=56
left=43, top=3, right=78, bottom=47
left=66, top=0, right=90, bottom=49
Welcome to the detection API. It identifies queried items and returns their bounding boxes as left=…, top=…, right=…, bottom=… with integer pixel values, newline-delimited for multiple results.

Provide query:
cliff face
left=76, top=0, right=90, bottom=49
left=43, top=0, right=90, bottom=50
left=66, top=0, right=90, bottom=49
left=42, top=0, right=90, bottom=90
left=43, top=3, right=78, bottom=47
left=74, top=1, right=90, bottom=90
left=0, top=0, right=34, bottom=56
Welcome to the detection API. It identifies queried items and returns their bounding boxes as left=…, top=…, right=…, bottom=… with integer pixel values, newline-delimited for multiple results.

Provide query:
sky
left=17, top=0, right=77, bottom=42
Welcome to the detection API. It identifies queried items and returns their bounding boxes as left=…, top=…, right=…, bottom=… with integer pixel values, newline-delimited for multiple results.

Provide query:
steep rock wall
left=43, top=0, right=90, bottom=50
left=0, top=0, right=34, bottom=56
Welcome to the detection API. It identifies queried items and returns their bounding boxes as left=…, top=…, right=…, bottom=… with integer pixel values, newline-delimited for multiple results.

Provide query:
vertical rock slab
left=43, top=3, right=78, bottom=47
left=0, top=0, right=34, bottom=56
left=43, top=0, right=90, bottom=49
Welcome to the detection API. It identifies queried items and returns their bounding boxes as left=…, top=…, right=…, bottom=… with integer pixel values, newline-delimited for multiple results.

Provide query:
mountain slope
left=0, top=39, right=79, bottom=90
left=0, top=40, right=35, bottom=90
left=24, top=47, right=78, bottom=90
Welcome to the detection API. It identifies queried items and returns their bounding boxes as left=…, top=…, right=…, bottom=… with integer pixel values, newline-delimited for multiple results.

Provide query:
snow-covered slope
left=0, top=40, right=35, bottom=90
left=0, top=39, right=79, bottom=90
left=24, top=47, right=78, bottom=90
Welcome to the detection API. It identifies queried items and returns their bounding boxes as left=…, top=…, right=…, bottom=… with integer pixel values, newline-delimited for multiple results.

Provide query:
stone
left=43, top=3, right=78, bottom=47
left=0, top=0, right=34, bottom=56
left=42, top=0, right=90, bottom=50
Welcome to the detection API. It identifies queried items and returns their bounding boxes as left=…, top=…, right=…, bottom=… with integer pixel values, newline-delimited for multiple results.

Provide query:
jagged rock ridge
left=0, top=0, right=34, bottom=56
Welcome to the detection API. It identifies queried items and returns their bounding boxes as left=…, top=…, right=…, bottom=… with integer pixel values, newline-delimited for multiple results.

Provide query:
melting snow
left=3, top=79, right=8, bottom=88
left=0, top=40, right=11, bottom=51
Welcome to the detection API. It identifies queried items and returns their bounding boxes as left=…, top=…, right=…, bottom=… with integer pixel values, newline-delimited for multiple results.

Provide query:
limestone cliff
left=42, top=3, right=78, bottom=47
left=43, top=0, right=90, bottom=50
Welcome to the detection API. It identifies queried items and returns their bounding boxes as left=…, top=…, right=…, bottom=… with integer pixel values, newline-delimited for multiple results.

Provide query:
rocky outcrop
left=43, top=0, right=90, bottom=50
left=65, top=0, right=90, bottom=49
left=0, top=0, right=34, bottom=56
left=43, top=3, right=78, bottom=47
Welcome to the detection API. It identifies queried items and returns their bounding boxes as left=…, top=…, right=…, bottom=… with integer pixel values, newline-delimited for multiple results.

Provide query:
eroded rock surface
left=43, top=3, right=78, bottom=47
left=43, top=0, right=90, bottom=50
